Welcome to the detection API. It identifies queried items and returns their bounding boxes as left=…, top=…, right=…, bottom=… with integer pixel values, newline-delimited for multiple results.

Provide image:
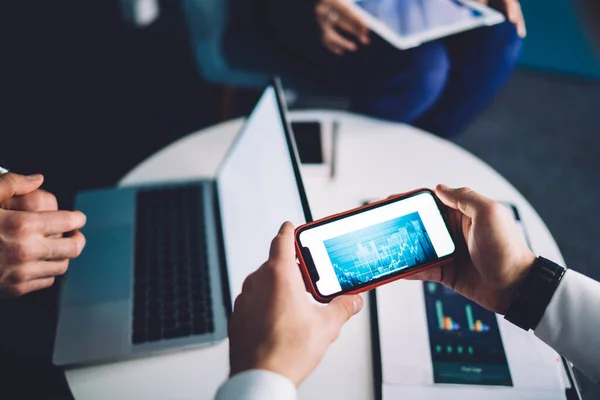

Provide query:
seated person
left=0, top=172, right=87, bottom=398
left=0, top=172, right=86, bottom=297
left=253, top=0, right=525, bottom=138
left=217, top=185, right=600, bottom=398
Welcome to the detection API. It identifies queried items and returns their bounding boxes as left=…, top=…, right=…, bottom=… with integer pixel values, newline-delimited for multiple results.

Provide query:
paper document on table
left=376, top=279, right=566, bottom=399
left=372, top=201, right=568, bottom=399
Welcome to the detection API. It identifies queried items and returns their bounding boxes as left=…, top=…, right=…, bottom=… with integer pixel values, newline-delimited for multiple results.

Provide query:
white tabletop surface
left=65, top=110, right=564, bottom=400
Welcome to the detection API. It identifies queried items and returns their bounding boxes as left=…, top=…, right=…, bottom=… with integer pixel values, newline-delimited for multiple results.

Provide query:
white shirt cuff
left=215, top=370, right=297, bottom=400
left=535, top=269, right=600, bottom=383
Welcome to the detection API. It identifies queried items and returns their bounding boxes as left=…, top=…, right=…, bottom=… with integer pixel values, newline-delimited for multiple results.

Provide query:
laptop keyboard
left=132, top=185, right=214, bottom=344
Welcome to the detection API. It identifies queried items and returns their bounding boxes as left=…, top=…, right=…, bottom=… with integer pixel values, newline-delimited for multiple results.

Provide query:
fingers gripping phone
left=295, top=189, right=456, bottom=302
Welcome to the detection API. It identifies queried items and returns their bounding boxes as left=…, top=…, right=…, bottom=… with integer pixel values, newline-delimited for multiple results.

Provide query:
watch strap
left=504, top=256, right=566, bottom=331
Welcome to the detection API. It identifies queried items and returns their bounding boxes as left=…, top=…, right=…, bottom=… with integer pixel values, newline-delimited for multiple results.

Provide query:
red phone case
left=295, top=188, right=455, bottom=303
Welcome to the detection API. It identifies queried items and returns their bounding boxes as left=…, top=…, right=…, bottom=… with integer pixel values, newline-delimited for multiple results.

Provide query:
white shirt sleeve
left=534, top=269, right=600, bottom=383
left=215, top=370, right=297, bottom=400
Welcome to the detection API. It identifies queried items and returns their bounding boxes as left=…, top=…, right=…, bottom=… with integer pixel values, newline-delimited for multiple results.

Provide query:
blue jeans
left=335, top=21, right=522, bottom=138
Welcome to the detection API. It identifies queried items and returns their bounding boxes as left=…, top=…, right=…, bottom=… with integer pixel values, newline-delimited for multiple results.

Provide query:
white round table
left=65, top=110, right=564, bottom=400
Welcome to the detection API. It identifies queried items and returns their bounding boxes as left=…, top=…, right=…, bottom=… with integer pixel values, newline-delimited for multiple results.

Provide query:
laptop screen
left=216, top=82, right=311, bottom=305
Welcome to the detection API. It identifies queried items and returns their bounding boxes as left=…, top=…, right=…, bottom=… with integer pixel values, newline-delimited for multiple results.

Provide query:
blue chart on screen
left=324, top=212, right=437, bottom=290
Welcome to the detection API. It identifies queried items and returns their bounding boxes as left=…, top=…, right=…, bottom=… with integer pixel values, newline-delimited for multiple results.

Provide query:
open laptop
left=53, top=78, right=312, bottom=366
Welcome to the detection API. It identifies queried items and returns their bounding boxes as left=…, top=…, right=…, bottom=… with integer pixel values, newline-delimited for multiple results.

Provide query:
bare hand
left=406, top=185, right=535, bottom=314
left=0, top=173, right=87, bottom=297
left=315, top=0, right=370, bottom=55
left=228, top=222, right=363, bottom=386
left=3, top=185, right=58, bottom=213
left=482, top=0, right=526, bottom=38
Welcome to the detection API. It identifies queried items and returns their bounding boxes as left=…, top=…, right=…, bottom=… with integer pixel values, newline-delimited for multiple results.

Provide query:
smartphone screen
left=297, top=190, right=455, bottom=297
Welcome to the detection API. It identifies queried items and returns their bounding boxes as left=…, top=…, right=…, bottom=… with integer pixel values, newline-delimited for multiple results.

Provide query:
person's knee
left=483, top=20, right=523, bottom=62
left=352, top=42, right=450, bottom=122
left=401, top=43, right=450, bottom=116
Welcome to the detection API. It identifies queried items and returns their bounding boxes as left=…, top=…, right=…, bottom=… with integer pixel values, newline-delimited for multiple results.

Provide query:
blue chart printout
left=423, top=282, right=513, bottom=386
left=324, top=212, right=437, bottom=290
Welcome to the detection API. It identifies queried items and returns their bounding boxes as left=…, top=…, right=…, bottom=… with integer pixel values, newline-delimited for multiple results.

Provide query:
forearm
left=534, top=269, right=600, bottom=383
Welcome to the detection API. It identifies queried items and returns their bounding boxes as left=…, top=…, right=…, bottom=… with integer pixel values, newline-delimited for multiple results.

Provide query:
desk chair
left=181, top=0, right=349, bottom=115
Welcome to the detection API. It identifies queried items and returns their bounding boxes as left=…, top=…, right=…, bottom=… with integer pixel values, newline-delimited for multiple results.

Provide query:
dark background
left=1, top=1, right=599, bottom=398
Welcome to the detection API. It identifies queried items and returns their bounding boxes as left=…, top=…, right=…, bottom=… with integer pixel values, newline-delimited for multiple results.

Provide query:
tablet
left=349, top=0, right=505, bottom=50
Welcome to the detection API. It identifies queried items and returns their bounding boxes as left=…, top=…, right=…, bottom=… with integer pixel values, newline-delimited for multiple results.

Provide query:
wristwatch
left=504, top=256, right=566, bottom=331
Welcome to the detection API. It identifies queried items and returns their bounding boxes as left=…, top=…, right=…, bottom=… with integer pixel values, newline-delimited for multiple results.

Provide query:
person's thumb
left=268, top=221, right=296, bottom=262
left=325, top=294, right=363, bottom=334
left=435, top=184, right=493, bottom=219
left=0, top=173, right=44, bottom=203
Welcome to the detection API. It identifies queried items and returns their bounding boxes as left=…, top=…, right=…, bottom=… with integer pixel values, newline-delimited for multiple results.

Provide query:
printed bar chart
left=423, top=282, right=513, bottom=386
left=466, top=304, right=490, bottom=332
left=436, top=300, right=444, bottom=330
left=436, top=300, right=461, bottom=331
left=466, top=304, right=475, bottom=331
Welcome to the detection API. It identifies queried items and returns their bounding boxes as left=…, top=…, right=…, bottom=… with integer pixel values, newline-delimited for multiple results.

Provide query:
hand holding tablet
left=314, top=0, right=519, bottom=55
left=347, top=0, right=506, bottom=49
left=315, top=0, right=371, bottom=55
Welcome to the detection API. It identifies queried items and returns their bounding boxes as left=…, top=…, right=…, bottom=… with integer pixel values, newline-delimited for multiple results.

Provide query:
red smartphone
left=295, top=189, right=456, bottom=302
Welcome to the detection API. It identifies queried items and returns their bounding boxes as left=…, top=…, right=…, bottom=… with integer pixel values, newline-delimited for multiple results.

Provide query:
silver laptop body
left=54, top=78, right=312, bottom=366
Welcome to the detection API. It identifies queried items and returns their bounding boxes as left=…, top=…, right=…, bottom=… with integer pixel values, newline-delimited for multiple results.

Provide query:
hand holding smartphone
left=295, top=189, right=456, bottom=302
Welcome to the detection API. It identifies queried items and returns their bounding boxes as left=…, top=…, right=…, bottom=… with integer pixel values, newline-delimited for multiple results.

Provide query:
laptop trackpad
left=63, top=225, right=133, bottom=305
